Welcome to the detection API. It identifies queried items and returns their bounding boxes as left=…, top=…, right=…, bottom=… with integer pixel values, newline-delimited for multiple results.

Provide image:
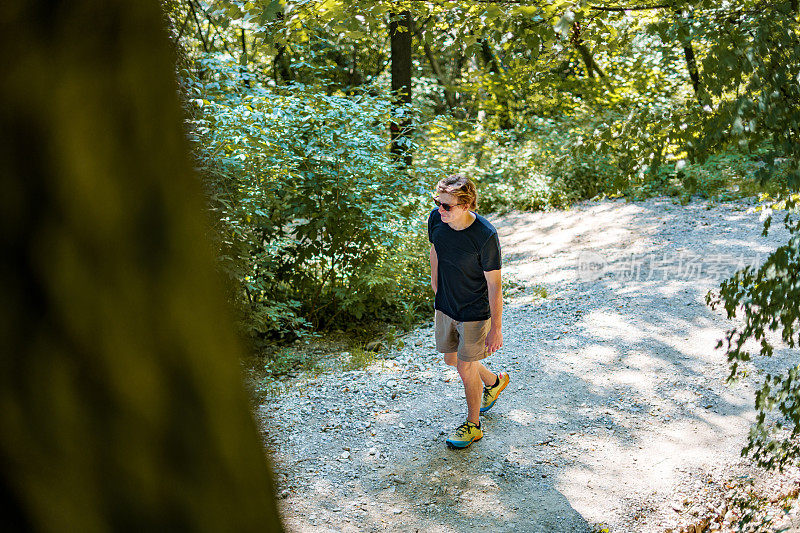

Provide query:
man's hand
left=430, top=245, right=438, bottom=295
left=483, top=269, right=502, bottom=354
left=485, top=327, right=503, bottom=354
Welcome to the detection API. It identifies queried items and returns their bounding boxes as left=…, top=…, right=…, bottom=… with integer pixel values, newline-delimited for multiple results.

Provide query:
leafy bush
left=623, top=149, right=779, bottom=203
left=414, top=116, right=625, bottom=212
left=414, top=109, right=782, bottom=217
left=707, top=198, right=800, bottom=471
left=182, top=58, right=431, bottom=342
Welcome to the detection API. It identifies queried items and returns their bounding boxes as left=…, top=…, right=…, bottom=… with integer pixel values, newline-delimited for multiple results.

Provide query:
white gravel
left=257, top=197, right=800, bottom=532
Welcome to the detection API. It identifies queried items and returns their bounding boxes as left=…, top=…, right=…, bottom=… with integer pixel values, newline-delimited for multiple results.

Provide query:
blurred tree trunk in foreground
left=0, top=2, right=282, bottom=531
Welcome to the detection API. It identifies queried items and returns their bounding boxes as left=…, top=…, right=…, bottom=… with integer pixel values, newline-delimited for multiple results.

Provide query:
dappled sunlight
left=375, top=412, right=400, bottom=425
left=607, top=368, right=652, bottom=390
left=545, top=344, right=618, bottom=377
left=512, top=261, right=573, bottom=285
left=576, top=343, right=618, bottom=364
left=555, top=413, right=758, bottom=525
left=709, top=238, right=778, bottom=254
left=472, top=198, right=800, bottom=529
left=497, top=202, right=650, bottom=265
left=536, top=409, right=567, bottom=427
left=578, top=310, right=643, bottom=342
left=507, top=408, right=539, bottom=426
left=265, top=198, right=797, bottom=532
left=457, top=477, right=516, bottom=519
left=138, top=0, right=800, bottom=527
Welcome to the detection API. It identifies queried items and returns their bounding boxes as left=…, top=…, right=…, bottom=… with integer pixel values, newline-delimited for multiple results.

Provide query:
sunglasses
left=434, top=198, right=462, bottom=212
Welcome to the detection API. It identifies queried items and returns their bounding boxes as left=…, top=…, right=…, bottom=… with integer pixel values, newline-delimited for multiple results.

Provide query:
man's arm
left=484, top=269, right=503, bottom=353
left=430, top=245, right=438, bottom=294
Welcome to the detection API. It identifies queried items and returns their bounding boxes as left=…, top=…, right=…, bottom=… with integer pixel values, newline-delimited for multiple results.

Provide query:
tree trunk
left=188, top=0, right=209, bottom=53
left=675, top=8, right=704, bottom=104
left=240, top=27, right=251, bottom=88
left=452, top=45, right=465, bottom=89
left=682, top=41, right=702, bottom=100
left=411, top=19, right=457, bottom=115
left=0, top=2, right=283, bottom=531
left=571, top=21, right=608, bottom=79
left=390, top=10, right=413, bottom=166
left=273, top=44, right=294, bottom=84
left=479, top=38, right=512, bottom=129
left=273, top=11, right=293, bottom=85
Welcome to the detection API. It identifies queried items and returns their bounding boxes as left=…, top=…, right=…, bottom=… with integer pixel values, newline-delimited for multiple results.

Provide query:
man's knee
left=444, top=352, right=457, bottom=367
left=456, top=359, right=477, bottom=376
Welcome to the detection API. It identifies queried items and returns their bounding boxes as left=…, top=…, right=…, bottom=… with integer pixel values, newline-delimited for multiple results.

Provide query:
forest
left=161, top=1, right=800, bottom=528
left=165, top=0, right=799, bottom=339
left=167, top=0, right=800, bottom=529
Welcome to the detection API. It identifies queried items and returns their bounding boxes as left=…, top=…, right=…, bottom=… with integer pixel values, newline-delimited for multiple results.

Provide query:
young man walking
left=428, top=175, right=510, bottom=449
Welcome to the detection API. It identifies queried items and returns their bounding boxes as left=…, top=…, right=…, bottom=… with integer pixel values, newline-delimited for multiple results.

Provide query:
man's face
left=436, top=192, right=464, bottom=222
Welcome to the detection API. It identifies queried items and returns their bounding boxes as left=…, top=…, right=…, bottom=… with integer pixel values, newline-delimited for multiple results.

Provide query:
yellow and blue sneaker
left=446, top=420, right=483, bottom=449
left=480, top=371, right=510, bottom=413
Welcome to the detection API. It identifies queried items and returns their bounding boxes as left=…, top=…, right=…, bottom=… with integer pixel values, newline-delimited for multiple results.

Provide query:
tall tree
left=480, top=38, right=513, bottom=129
left=0, top=2, right=283, bottom=531
left=674, top=7, right=704, bottom=105
left=570, top=21, right=607, bottom=80
left=411, top=18, right=458, bottom=115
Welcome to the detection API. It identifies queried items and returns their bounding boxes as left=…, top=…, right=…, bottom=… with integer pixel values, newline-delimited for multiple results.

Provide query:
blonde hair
left=435, top=174, right=478, bottom=211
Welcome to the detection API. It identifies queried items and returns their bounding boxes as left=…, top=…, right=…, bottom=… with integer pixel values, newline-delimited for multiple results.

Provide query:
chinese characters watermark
left=577, top=251, right=763, bottom=282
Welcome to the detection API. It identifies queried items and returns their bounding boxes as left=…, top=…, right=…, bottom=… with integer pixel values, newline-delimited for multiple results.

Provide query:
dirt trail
left=258, top=197, right=800, bottom=532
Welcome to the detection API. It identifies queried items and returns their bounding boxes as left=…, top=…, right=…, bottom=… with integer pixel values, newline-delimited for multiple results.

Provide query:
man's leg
left=450, top=354, right=495, bottom=384
left=445, top=354, right=494, bottom=386
left=476, top=362, right=497, bottom=386
left=456, top=360, right=483, bottom=424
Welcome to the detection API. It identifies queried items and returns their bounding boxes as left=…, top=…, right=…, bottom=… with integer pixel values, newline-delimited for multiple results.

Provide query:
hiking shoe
left=446, top=420, right=483, bottom=449
left=481, top=371, right=510, bottom=413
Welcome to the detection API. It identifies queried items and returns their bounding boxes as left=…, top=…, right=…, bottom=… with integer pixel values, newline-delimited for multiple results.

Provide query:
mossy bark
left=0, top=2, right=282, bottom=531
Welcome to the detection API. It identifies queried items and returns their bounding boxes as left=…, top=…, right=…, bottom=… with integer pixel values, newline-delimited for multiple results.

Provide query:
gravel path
left=257, top=197, right=800, bottom=532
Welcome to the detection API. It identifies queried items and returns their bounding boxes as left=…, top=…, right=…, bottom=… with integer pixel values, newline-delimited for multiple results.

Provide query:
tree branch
left=404, top=0, right=667, bottom=8
left=240, top=28, right=251, bottom=88
left=571, top=21, right=606, bottom=78
left=479, top=38, right=513, bottom=128
left=176, top=13, right=190, bottom=41
left=589, top=3, right=670, bottom=11
left=410, top=17, right=458, bottom=112
left=674, top=8, right=705, bottom=105
left=190, top=0, right=236, bottom=57
left=187, top=0, right=208, bottom=53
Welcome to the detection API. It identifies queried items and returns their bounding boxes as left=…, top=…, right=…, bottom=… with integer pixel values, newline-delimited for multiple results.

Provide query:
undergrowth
left=245, top=115, right=783, bottom=380
left=415, top=116, right=783, bottom=212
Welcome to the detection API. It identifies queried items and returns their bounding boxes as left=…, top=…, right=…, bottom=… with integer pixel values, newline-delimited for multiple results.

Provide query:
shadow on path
left=268, top=198, right=798, bottom=532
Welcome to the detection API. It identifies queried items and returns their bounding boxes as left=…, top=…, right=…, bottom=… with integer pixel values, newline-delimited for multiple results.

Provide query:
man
left=428, top=174, right=510, bottom=449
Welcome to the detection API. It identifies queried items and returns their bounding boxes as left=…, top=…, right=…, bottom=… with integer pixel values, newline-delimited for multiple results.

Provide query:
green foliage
left=167, top=3, right=800, bottom=438
left=707, top=199, right=800, bottom=471
left=182, top=58, right=431, bottom=342
left=261, top=345, right=324, bottom=377
left=585, top=1, right=800, bottom=188
left=414, top=114, right=775, bottom=214
left=414, top=116, right=625, bottom=212
left=625, top=149, right=781, bottom=203
left=340, top=346, right=377, bottom=372
left=686, top=1, right=800, bottom=186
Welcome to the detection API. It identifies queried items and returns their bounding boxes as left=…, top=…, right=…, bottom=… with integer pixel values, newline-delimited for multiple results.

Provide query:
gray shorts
left=434, top=309, right=491, bottom=362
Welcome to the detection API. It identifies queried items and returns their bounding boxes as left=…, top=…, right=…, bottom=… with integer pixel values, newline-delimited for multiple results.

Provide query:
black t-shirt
left=428, top=209, right=502, bottom=322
